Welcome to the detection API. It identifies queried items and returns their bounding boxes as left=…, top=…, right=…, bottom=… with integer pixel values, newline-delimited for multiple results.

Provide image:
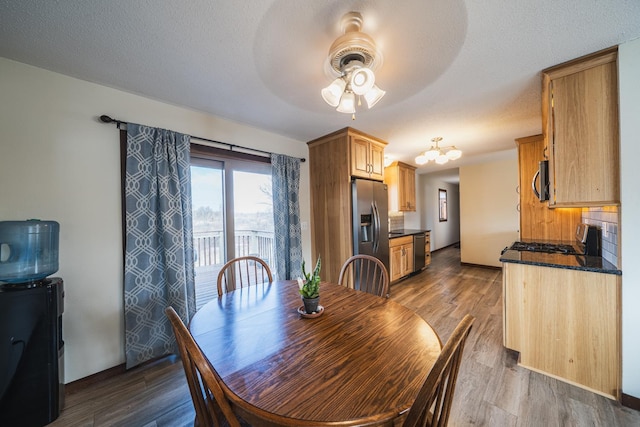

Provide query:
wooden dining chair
left=402, top=314, right=475, bottom=427
left=217, top=255, right=273, bottom=295
left=338, top=254, right=390, bottom=298
left=165, top=306, right=243, bottom=427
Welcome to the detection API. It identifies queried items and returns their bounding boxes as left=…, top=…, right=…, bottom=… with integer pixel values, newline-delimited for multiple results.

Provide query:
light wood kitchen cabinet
left=424, top=231, right=431, bottom=266
left=350, top=132, right=386, bottom=181
left=503, top=262, right=620, bottom=400
left=542, top=47, right=620, bottom=207
left=307, top=127, right=388, bottom=283
left=384, top=161, right=416, bottom=211
left=389, top=236, right=413, bottom=282
left=516, top=134, right=581, bottom=240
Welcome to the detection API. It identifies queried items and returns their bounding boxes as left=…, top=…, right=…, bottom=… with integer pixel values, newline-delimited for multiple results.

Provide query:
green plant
left=297, top=256, right=321, bottom=299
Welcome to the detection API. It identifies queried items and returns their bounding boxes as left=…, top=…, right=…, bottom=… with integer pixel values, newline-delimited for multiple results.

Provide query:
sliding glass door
left=232, top=170, right=274, bottom=265
left=190, top=156, right=274, bottom=308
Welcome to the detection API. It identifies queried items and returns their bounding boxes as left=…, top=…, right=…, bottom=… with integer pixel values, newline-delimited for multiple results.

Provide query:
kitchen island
left=500, top=248, right=621, bottom=400
left=499, top=247, right=621, bottom=275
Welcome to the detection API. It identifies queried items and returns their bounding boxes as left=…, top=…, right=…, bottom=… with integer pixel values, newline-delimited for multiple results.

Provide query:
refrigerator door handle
left=372, top=201, right=380, bottom=252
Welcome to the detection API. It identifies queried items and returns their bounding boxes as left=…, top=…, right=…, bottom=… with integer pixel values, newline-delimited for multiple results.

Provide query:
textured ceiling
left=1, top=0, right=639, bottom=174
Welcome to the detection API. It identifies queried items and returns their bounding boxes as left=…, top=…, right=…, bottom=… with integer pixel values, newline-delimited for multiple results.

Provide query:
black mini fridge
left=0, top=278, right=64, bottom=427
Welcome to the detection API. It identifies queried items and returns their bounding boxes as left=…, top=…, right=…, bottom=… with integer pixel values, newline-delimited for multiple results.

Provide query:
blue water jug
left=0, top=220, right=59, bottom=283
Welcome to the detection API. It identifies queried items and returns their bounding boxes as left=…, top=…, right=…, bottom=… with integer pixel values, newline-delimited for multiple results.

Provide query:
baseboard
left=65, top=363, right=126, bottom=395
left=622, top=393, right=640, bottom=410
left=64, top=354, right=178, bottom=395
left=460, top=262, right=502, bottom=270
left=431, top=242, right=460, bottom=253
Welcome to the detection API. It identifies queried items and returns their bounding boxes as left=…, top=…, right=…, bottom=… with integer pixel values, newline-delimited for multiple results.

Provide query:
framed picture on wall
left=439, top=189, right=448, bottom=222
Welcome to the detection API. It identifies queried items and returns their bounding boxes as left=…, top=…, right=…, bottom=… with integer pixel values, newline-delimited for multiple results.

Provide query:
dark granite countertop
left=388, top=229, right=430, bottom=238
left=500, top=249, right=621, bottom=275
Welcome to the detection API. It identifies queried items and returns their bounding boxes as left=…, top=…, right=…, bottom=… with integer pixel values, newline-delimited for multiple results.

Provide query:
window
left=190, top=146, right=274, bottom=308
left=439, top=189, right=448, bottom=222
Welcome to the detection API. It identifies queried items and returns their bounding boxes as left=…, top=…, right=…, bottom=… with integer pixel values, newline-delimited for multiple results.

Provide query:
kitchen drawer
left=390, top=235, right=413, bottom=247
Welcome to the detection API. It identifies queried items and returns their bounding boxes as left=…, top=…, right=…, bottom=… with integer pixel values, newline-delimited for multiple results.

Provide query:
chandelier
left=321, top=12, right=386, bottom=119
left=415, top=137, right=462, bottom=165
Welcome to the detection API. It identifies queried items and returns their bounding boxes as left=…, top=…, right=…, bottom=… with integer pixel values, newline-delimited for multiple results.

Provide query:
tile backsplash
left=582, top=206, right=618, bottom=267
left=389, top=212, right=404, bottom=231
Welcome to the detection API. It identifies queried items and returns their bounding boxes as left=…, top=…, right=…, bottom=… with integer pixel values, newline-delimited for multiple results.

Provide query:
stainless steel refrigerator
left=351, top=179, right=389, bottom=273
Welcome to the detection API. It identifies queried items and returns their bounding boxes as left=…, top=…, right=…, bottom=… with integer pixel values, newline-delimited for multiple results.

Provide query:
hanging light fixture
left=415, top=137, right=463, bottom=165
left=321, top=12, right=385, bottom=119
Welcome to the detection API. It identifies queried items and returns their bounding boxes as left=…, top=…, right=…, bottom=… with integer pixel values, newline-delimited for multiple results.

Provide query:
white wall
left=0, top=58, right=311, bottom=383
left=459, top=152, right=519, bottom=267
left=411, top=173, right=460, bottom=250
left=619, top=37, right=640, bottom=398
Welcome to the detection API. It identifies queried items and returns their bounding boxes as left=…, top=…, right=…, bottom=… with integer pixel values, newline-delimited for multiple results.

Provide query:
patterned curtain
left=124, top=123, right=195, bottom=369
left=271, top=154, right=303, bottom=280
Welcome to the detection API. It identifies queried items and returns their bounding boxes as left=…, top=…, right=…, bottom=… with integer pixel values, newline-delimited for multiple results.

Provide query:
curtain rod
left=99, top=115, right=305, bottom=162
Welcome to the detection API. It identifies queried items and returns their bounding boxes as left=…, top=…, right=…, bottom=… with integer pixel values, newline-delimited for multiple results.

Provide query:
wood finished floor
left=50, top=246, right=640, bottom=427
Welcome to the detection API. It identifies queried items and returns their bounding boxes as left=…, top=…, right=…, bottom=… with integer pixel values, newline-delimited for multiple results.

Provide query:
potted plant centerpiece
left=297, top=256, right=321, bottom=314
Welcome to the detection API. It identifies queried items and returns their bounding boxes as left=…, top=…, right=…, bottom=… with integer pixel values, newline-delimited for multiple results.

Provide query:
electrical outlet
left=301, top=221, right=308, bottom=231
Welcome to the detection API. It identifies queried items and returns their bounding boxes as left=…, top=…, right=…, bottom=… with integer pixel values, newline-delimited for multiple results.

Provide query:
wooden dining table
left=189, top=280, right=442, bottom=426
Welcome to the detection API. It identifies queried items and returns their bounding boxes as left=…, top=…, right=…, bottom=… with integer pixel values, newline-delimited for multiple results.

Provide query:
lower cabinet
left=503, top=262, right=620, bottom=400
left=390, top=236, right=414, bottom=282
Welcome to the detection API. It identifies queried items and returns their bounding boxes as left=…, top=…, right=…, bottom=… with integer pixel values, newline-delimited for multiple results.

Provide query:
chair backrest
left=217, top=256, right=273, bottom=295
left=402, top=314, right=475, bottom=427
left=338, top=254, right=390, bottom=298
left=165, top=306, right=241, bottom=427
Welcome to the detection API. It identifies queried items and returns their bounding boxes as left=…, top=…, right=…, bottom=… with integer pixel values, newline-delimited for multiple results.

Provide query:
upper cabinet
left=542, top=47, right=620, bottom=207
left=384, top=161, right=416, bottom=211
left=350, top=133, right=386, bottom=181
left=516, top=134, right=582, bottom=241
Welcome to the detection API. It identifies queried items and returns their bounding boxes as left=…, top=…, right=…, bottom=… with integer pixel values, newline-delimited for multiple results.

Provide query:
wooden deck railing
left=193, top=230, right=274, bottom=308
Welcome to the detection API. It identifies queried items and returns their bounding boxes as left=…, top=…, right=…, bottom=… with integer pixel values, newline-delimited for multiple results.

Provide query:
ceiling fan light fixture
left=364, top=84, right=386, bottom=108
left=321, top=77, right=347, bottom=107
left=350, top=66, right=375, bottom=95
left=336, top=91, right=356, bottom=114
left=322, top=12, right=384, bottom=117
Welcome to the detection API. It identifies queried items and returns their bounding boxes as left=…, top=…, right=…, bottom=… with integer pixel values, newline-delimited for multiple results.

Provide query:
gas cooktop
left=506, top=241, right=579, bottom=255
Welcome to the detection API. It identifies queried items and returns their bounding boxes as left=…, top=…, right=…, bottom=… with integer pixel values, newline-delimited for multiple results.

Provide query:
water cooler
left=0, top=221, right=64, bottom=427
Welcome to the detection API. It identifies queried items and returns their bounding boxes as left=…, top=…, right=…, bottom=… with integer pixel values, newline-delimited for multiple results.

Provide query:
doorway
left=190, top=157, right=274, bottom=308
